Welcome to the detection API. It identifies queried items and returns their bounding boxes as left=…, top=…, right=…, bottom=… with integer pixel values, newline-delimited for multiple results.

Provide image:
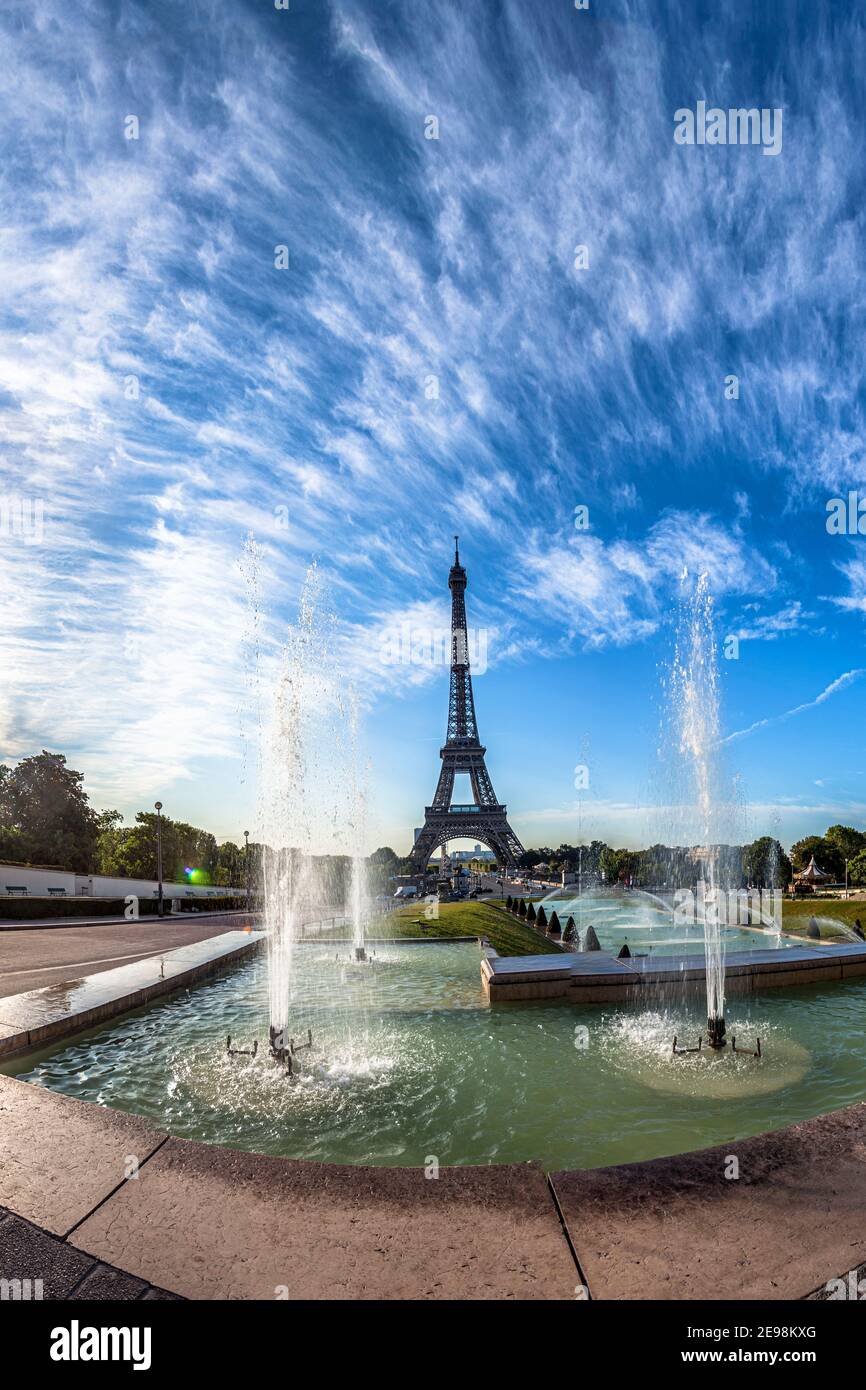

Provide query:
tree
left=825, top=825, right=866, bottom=863
left=367, top=846, right=400, bottom=894
left=743, top=837, right=792, bottom=890
left=790, top=834, right=844, bottom=880
left=369, top=846, right=399, bottom=865
left=214, top=841, right=244, bottom=888
left=0, top=751, right=100, bottom=872
left=848, top=849, right=866, bottom=888
left=536, top=905, right=548, bottom=929
left=96, top=812, right=217, bottom=883
left=617, top=850, right=640, bottom=885
left=599, top=847, right=620, bottom=883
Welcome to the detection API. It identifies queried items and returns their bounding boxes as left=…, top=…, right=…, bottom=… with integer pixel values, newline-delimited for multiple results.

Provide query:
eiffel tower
left=408, top=539, right=525, bottom=873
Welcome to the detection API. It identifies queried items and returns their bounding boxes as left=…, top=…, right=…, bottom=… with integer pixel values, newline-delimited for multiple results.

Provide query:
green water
left=8, top=939, right=866, bottom=1170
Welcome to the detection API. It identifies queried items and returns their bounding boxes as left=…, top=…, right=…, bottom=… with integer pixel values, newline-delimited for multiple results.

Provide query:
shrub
left=535, top=905, right=548, bottom=929
left=548, top=910, right=561, bottom=935
left=518, top=899, right=527, bottom=917
left=527, top=902, right=537, bottom=923
left=0, top=896, right=133, bottom=920
left=0, top=894, right=256, bottom=921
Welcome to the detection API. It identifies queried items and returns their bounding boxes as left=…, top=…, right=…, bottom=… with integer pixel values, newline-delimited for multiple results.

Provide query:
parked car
left=393, top=885, right=418, bottom=899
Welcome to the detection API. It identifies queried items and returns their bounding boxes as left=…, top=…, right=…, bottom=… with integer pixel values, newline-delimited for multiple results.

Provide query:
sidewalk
left=0, top=913, right=261, bottom=998
left=0, top=908, right=259, bottom=932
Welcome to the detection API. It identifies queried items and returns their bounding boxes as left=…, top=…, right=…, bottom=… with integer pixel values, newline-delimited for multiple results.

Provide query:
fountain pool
left=536, top=888, right=793, bottom=956
left=7, top=938, right=866, bottom=1172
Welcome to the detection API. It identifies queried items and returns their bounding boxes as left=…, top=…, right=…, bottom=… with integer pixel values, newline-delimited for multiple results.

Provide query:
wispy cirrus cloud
left=515, top=510, right=776, bottom=649
left=723, top=669, right=866, bottom=745
left=826, top=555, right=866, bottom=616
left=0, top=0, right=864, bottom=843
left=730, top=601, right=816, bottom=642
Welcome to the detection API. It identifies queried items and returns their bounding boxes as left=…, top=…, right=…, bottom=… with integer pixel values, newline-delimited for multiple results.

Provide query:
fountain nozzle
left=354, top=946, right=367, bottom=962
left=706, top=1015, right=727, bottom=1050
left=268, top=1024, right=292, bottom=1065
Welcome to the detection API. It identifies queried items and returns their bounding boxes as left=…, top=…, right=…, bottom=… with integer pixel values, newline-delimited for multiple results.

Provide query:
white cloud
left=724, top=669, right=866, bottom=745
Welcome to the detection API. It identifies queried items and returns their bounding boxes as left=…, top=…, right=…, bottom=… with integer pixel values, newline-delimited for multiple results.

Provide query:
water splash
left=670, top=573, right=726, bottom=1030
left=257, top=567, right=327, bottom=1034
left=248, top=560, right=375, bottom=1034
left=345, top=690, right=370, bottom=959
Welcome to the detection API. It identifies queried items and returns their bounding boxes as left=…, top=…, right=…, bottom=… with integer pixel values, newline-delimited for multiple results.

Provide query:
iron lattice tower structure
left=408, top=539, right=525, bottom=873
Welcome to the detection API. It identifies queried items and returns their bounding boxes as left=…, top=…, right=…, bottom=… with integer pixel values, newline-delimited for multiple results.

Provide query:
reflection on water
left=9, top=942, right=866, bottom=1171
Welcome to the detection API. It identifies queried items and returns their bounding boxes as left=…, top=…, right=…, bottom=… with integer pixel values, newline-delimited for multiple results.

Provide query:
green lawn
left=782, top=899, right=866, bottom=940
left=327, top=900, right=562, bottom=956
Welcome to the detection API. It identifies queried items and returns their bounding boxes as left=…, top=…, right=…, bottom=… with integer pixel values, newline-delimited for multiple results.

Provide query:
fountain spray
left=257, top=565, right=326, bottom=1040
left=672, top=573, right=727, bottom=1048
left=345, top=690, right=370, bottom=963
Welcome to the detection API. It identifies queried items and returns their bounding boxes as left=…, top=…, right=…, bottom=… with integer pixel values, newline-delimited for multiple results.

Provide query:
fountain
left=256, top=566, right=324, bottom=1048
left=345, top=692, right=370, bottom=964
left=251, top=562, right=370, bottom=1066
left=669, top=573, right=754, bottom=1056
left=666, top=574, right=724, bottom=1045
left=13, top=559, right=866, bottom=1173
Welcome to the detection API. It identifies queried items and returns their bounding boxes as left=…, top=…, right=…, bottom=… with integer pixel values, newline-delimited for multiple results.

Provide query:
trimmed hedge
left=0, top=897, right=139, bottom=920
left=0, top=894, right=256, bottom=920
left=171, top=895, right=256, bottom=914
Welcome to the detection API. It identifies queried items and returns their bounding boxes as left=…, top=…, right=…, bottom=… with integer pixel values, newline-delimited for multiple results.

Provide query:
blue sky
left=1, top=0, right=865, bottom=854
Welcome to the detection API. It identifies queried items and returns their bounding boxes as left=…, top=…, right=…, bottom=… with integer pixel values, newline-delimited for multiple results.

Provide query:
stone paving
left=551, top=1101, right=866, bottom=1301
left=0, top=1075, right=578, bottom=1301
left=4, top=1065, right=866, bottom=1300
left=0, top=1208, right=182, bottom=1300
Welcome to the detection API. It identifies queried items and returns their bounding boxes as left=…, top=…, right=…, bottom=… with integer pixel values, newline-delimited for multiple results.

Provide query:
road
left=0, top=916, right=255, bottom=999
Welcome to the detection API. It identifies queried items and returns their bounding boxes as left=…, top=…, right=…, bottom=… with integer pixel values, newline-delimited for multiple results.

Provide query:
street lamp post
left=244, top=829, right=250, bottom=902
left=155, top=802, right=164, bottom=917
left=845, top=858, right=850, bottom=901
